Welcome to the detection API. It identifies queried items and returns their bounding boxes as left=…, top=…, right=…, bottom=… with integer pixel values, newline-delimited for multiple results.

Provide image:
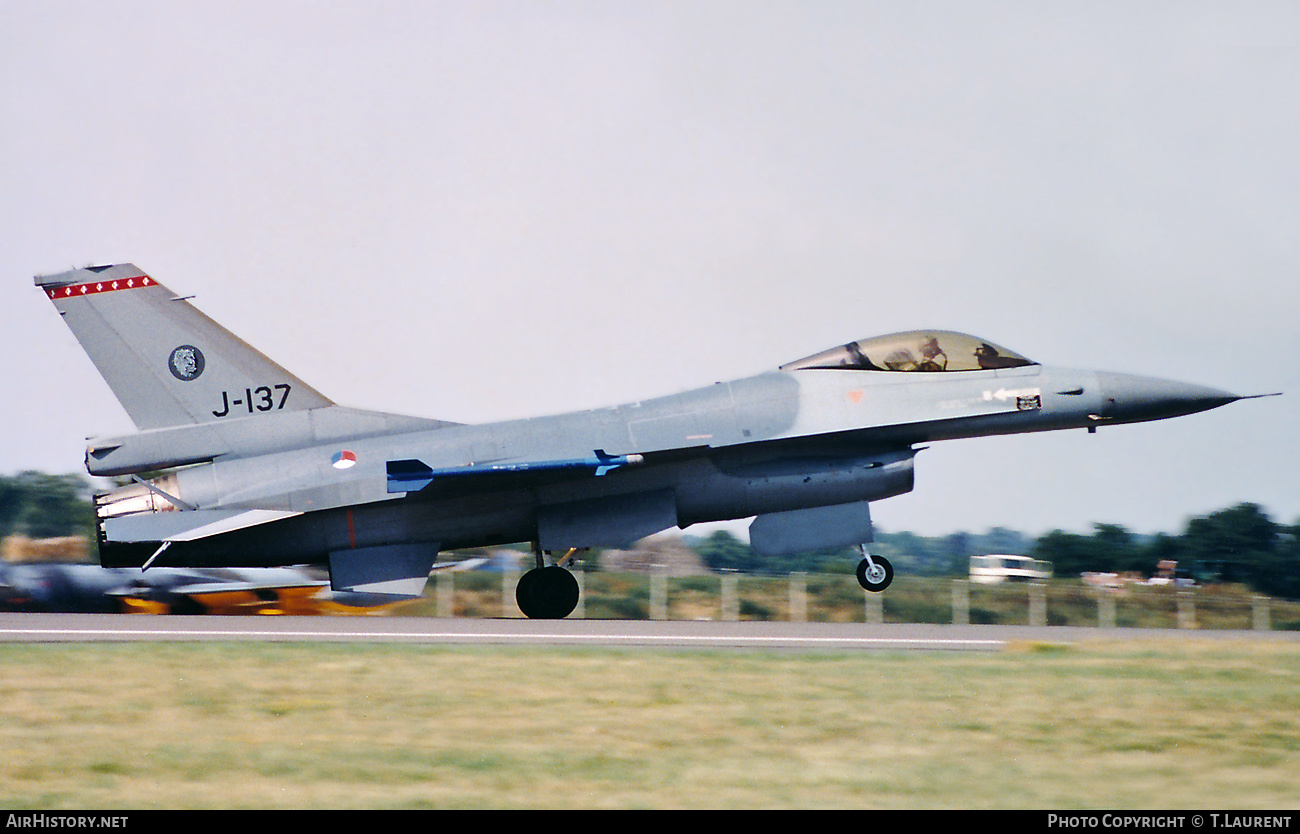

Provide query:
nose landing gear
left=855, top=544, right=893, bottom=592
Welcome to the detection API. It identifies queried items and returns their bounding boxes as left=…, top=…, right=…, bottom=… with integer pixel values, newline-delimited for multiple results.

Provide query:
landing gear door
left=537, top=489, right=677, bottom=551
left=749, top=501, right=873, bottom=557
left=328, top=542, right=440, bottom=597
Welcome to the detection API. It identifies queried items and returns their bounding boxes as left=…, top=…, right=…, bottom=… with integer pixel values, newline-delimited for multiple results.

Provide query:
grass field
left=1, top=638, right=1297, bottom=809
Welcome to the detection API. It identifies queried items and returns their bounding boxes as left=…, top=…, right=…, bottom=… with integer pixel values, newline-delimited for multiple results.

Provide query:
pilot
left=975, top=343, right=1019, bottom=369
left=917, top=336, right=948, bottom=372
left=844, top=341, right=882, bottom=370
left=883, top=349, right=918, bottom=371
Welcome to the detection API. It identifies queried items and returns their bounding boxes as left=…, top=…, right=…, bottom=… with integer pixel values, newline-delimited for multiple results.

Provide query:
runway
left=2, top=612, right=1296, bottom=650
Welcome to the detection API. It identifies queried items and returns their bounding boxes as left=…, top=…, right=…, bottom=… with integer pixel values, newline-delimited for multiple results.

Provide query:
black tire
left=517, top=566, right=579, bottom=619
left=856, top=555, right=893, bottom=592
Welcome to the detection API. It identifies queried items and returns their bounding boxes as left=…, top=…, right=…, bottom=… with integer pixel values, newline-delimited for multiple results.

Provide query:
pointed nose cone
left=1095, top=372, right=1241, bottom=424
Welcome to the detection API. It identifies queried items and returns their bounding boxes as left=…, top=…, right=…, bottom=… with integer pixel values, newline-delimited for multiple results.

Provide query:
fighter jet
left=35, top=264, right=1261, bottom=618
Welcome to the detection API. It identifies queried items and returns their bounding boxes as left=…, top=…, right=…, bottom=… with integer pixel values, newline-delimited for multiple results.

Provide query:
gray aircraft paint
left=35, top=264, right=1255, bottom=610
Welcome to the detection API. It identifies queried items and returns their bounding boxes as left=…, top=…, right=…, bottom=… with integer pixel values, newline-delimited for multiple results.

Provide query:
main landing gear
left=514, top=543, right=887, bottom=617
left=516, top=546, right=583, bottom=619
left=855, top=543, right=893, bottom=592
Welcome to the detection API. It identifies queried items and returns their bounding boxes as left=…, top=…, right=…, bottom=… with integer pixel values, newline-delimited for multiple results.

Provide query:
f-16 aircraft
left=36, top=264, right=1261, bottom=618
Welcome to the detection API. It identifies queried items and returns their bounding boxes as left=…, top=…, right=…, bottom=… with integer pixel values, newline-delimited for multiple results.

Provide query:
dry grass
left=0, top=639, right=1296, bottom=809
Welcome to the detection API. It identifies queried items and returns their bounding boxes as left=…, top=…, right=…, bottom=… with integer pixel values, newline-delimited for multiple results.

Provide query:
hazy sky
left=2, top=2, right=1296, bottom=538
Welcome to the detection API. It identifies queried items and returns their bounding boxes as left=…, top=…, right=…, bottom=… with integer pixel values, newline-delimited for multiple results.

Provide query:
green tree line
left=1030, top=504, right=1300, bottom=599
left=0, top=471, right=97, bottom=539
left=693, top=502, right=1300, bottom=601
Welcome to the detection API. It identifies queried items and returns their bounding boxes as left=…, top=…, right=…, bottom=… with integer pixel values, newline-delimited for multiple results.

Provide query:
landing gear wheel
left=856, top=555, right=893, bottom=592
left=516, top=566, right=580, bottom=619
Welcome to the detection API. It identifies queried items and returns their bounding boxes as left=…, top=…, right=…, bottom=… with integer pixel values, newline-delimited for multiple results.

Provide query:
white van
left=969, top=554, right=1053, bottom=584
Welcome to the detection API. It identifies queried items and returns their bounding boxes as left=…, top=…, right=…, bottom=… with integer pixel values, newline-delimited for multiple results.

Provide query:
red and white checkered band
left=46, top=275, right=154, bottom=300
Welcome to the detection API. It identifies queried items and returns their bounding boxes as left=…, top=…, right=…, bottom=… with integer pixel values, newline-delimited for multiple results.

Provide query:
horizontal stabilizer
left=103, top=509, right=301, bottom=543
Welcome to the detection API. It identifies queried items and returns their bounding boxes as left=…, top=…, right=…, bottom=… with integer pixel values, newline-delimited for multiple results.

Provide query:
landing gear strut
left=516, top=545, right=582, bottom=619
left=855, top=544, right=893, bottom=592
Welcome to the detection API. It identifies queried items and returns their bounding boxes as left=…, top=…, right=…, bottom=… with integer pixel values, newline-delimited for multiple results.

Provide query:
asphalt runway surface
left=2, top=612, right=1296, bottom=650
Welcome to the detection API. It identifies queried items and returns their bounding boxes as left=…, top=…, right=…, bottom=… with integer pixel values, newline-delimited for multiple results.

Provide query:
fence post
left=789, top=572, right=807, bottom=622
left=1098, top=592, right=1116, bottom=628
left=1177, top=587, right=1196, bottom=629
left=1029, top=581, right=1046, bottom=627
left=1253, top=594, right=1270, bottom=631
left=722, top=574, right=739, bottom=621
left=951, top=579, right=969, bottom=625
left=651, top=572, right=667, bottom=620
left=436, top=569, right=454, bottom=617
left=504, top=569, right=519, bottom=618
left=864, top=588, right=883, bottom=624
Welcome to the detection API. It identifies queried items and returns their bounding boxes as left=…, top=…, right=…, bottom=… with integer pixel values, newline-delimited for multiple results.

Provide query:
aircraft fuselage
left=97, top=361, right=1231, bottom=568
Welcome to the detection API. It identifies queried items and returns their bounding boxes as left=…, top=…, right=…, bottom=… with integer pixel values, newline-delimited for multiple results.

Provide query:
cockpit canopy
left=781, top=330, right=1038, bottom=373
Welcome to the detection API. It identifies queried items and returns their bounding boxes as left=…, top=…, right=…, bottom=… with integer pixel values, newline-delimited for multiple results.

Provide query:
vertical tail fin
left=36, top=264, right=333, bottom=430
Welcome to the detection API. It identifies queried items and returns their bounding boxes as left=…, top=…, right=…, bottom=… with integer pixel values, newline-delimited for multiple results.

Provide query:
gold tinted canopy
left=781, top=330, right=1037, bottom=373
